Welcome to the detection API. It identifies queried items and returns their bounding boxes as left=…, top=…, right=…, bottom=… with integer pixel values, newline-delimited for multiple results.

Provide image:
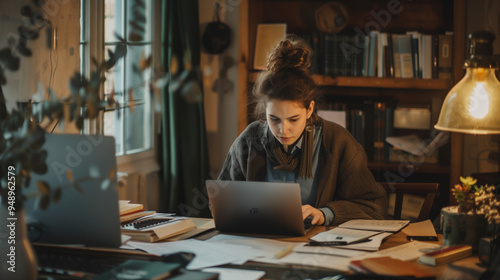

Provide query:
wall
left=0, top=0, right=79, bottom=108
left=199, top=0, right=241, bottom=177
left=462, top=0, right=500, bottom=176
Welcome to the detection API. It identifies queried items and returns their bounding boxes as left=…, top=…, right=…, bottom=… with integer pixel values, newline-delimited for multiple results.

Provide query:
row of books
left=318, top=98, right=445, bottom=164
left=305, top=31, right=453, bottom=80
left=319, top=98, right=394, bottom=163
left=119, top=200, right=214, bottom=242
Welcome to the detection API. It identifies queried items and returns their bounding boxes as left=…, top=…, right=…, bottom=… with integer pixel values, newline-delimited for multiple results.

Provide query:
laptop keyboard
left=34, top=243, right=163, bottom=278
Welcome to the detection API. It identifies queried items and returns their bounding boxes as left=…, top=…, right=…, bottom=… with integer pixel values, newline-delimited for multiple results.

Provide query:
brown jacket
left=218, top=118, right=387, bottom=225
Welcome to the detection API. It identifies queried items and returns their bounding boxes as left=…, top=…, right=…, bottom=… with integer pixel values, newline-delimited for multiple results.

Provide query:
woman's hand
left=301, top=204, right=325, bottom=225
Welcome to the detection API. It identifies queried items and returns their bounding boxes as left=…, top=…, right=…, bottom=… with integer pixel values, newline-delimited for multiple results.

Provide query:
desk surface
left=198, top=225, right=488, bottom=280
left=35, top=225, right=489, bottom=280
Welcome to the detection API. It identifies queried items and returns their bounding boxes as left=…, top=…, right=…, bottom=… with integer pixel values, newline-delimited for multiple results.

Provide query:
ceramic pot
left=442, top=206, right=487, bottom=251
left=0, top=207, right=38, bottom=280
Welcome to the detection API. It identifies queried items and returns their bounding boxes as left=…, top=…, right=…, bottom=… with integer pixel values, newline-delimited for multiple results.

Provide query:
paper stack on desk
left=119, top=200, right=156, bottom=223
left=121, top=215, right=196, bottom=242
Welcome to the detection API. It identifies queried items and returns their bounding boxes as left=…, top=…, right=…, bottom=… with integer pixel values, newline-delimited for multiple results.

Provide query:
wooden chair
left=379, top=182, right=439, bottom=222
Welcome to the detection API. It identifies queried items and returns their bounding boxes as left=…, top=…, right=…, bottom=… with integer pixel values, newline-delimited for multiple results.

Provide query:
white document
left=253, top=251, right=352, bottom=272
left=353, top=241, right=441, bottom=261
left=293, top=244, right=366, bottom=257
left=385, top=132, right=449, bottom=156
left=126, top=239, right=264, bottom=270
left=310, top=227, right=381, bottom=244
left=339, top=232, right=392, bottom=251
left=206, top=234, right=303, bottom=258
left=202, top=267, right=265, bottom=280
left=338, top=219, right=410, bottom=232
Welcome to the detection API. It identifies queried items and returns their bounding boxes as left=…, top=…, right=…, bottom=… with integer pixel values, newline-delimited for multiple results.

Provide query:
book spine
left=398, top=34, right=414, bottom=78
left=392, top=34, right=401, bottom=78
left=324, top=33, right=334, bottom=76
left=367, top=31, right=378, bottom=77
left=438, top=33, right=453, bottom=80
left=421, top=34, right=433, bottom=79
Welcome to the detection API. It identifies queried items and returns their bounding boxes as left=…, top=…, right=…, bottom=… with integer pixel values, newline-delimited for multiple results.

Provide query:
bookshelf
left=237, top=0, right=467, bottom=209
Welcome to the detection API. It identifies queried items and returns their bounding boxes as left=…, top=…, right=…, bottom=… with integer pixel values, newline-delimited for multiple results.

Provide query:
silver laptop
left=206, top=180, right=307, bottom=236
left=25, top=134, right=122, bottom=248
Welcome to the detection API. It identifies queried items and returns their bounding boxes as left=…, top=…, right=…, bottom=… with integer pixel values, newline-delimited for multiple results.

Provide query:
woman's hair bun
left=266, top=35, right=312, bottom=73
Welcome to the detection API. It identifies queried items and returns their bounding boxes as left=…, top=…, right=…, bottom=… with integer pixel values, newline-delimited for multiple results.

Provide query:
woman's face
left=266, top=99, right=314, bottom=151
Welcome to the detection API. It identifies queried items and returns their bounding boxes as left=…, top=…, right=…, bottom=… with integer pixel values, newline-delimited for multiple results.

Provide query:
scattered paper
left=253, top=251, right=352, bottom=271
left=385, top=131, right=449, bottom=156
left=353, top=241, right=441, bottom=261
left=338, top=219, right=410, bottom=232
left=310, top=227, right=381, bottom=244
left=339, top=232, right=393, bottom=251
left=402, top=219, right=437, bottom=237
left=126, top=239, right=264, bottom=270
left=293, top=244, right=366, bottom=257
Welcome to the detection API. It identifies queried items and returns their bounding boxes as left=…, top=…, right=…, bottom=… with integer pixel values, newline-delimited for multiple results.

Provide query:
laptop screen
left=25, top=134, right=121, bottom=248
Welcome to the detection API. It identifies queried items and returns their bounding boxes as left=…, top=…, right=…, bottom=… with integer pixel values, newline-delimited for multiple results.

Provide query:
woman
left=218, top=36, right=386, bottom=226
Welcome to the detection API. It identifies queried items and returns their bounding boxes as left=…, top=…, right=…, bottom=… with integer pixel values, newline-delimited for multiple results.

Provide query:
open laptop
left=24, top=133, right=122, bottom=248
left=206, top=180, right=309, bottom=236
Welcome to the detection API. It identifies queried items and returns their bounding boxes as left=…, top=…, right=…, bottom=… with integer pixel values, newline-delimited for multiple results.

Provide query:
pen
left=274, top=244, right=295, bottom=259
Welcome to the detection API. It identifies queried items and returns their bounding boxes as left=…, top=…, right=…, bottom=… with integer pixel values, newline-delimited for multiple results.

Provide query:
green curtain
left=160, top=0, right=210, bottom=217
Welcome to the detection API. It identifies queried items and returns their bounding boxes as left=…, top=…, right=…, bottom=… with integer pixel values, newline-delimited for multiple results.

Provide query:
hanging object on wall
left=212, top=55, right=235, bottom=95
left=202, top=3, right=231, bottom=54
left=315, top=1, right=349, bottom=34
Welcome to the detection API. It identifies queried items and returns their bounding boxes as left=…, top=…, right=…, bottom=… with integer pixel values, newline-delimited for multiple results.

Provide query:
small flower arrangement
left=452, top=176, right=500, bottom=225
left=452, top=176, right=482, bottom=213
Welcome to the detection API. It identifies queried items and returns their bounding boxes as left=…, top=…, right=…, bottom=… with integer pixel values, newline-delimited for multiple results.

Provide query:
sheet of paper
left=202, top=267, right=265, bottom=280
left=293, top=244, right=366, bottom=257
left=401, top=219, right=437, bottom=237
left=352, top=241, right=441, bottom=261
left=310, top=227, right=381, bottom=244
left=252, top=252, right=352, bottom=271
left=206, top=234, right=303, bottom=258
left=338, top=219, right=410, bottom=232
left=337, top=232, right=393, bottom=251
left=126, top=239, right=264, bottom=270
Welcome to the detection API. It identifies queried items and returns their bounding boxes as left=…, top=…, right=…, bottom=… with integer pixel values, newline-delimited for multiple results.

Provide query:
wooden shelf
left=367, top=161, right=450, bottom=174
left=248, top=72, right=453, bottom=90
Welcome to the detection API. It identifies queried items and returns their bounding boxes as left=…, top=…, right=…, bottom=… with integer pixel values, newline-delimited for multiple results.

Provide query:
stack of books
left=119, top=200, right=156, bottom=223
left=119, top=200, right=215, bottom=243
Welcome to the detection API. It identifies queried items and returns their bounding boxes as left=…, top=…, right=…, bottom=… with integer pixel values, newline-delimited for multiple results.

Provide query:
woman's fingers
left=301, top=205, right=325, bottom=225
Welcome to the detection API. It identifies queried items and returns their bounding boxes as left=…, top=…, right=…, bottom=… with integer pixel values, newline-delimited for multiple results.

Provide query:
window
left=80, top=0, right=160, bottom=169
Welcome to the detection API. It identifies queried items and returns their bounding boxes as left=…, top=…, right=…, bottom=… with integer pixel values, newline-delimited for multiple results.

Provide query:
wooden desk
left=35, top=225, right=488, bottom=280
left=199, top=226, right=488, bottom=280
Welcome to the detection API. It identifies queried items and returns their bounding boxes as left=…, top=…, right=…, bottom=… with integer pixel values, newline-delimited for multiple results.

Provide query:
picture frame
left=253, top=23, right=287, bottom=70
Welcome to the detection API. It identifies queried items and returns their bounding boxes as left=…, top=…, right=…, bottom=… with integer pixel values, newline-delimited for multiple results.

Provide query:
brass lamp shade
left=435, top=68, right=500, bottom=134
left=435, top=31, right=500, bottom=134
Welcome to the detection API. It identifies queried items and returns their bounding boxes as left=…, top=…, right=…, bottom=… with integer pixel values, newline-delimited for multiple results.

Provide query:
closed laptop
left=206, top=180, right=306, bottom=236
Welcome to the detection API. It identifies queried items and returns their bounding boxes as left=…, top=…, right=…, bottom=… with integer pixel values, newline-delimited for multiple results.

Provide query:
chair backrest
left=379, top=182, right=439, bottom=222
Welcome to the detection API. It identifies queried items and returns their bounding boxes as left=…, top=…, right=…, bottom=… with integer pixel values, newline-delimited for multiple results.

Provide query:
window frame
left=81, top=0, right=161, bottom=173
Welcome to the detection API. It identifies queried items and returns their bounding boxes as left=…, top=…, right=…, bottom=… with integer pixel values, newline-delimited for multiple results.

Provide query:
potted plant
left=442, top=176, right=499, bottom=253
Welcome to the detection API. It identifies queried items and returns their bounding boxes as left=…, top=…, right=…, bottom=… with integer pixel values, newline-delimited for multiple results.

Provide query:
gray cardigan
left=218, top=118, right=387, bottom=225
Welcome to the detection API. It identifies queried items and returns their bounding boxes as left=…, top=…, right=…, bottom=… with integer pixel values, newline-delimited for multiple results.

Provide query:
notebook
left=205, top=180, right=307, bottom=236
left=24, top=133, right=122, bottom=248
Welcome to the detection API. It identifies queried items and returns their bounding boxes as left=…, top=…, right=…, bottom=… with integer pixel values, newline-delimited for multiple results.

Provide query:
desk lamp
left=435, top=31, right=500, bottom=134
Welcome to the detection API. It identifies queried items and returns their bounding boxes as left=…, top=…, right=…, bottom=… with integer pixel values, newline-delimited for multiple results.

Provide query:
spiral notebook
left=121, top=216, right=196, bottom=242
